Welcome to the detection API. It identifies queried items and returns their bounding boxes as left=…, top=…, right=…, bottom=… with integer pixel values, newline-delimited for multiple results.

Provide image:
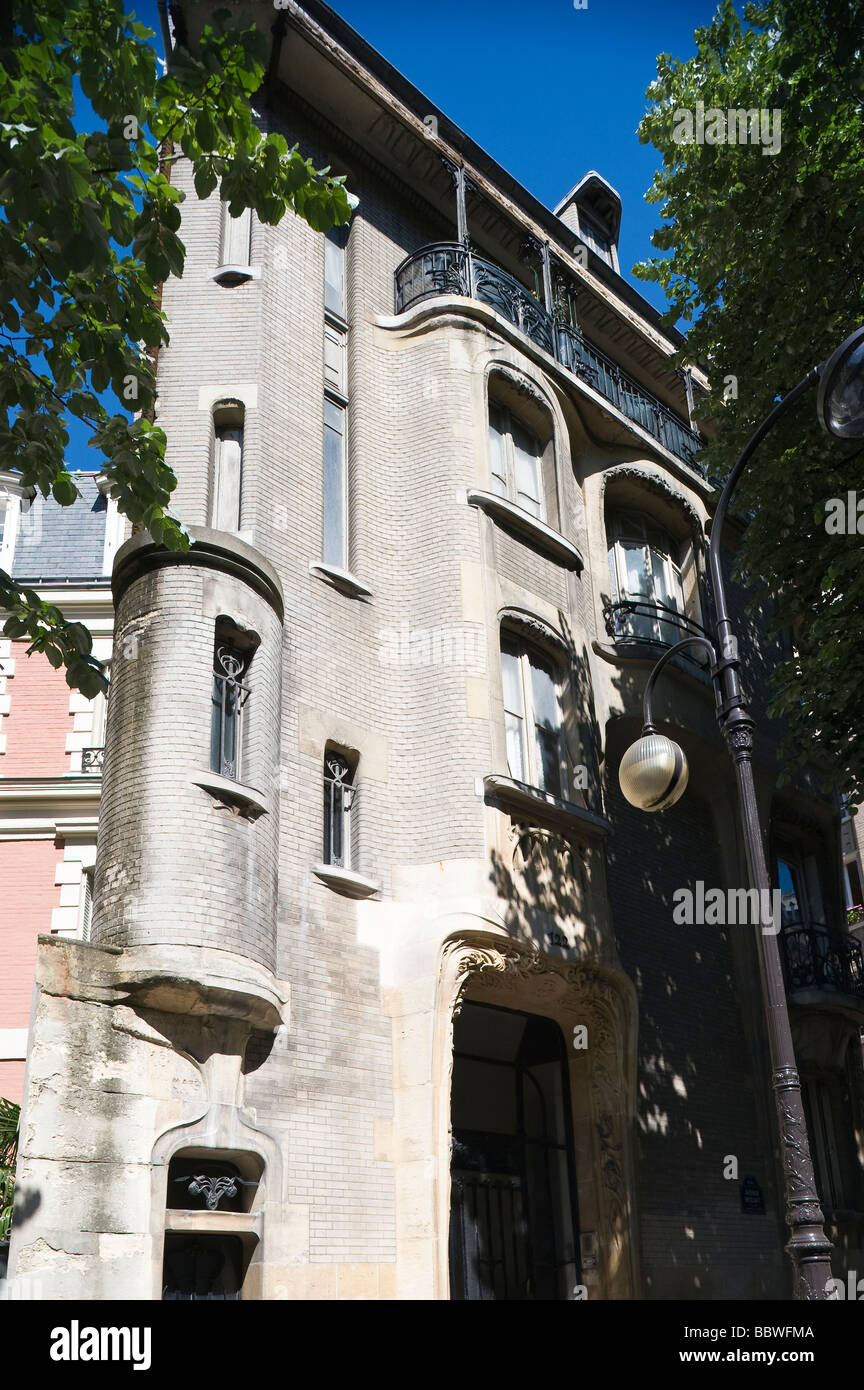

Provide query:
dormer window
left=576, top=212, right=613, bottom=266
left=554, top=172, right=622, bottom=274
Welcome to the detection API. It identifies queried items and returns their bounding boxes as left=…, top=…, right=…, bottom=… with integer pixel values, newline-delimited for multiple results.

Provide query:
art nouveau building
left=7, top=0, right=864, bottom=1300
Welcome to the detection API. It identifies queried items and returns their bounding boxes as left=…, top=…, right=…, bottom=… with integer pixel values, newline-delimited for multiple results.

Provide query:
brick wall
left=1, top=643, right=74, bottom=778
left=0, top=838, right=62, bottom=1104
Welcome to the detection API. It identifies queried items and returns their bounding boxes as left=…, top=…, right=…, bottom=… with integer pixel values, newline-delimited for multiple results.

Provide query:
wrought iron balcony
left=394, top=242, right=705, bottom=475
left=81, top=746, right=104, bottom=774
left=603, top=599, right=712, bottom=661
left=780, top=924, right=864, bottom=1000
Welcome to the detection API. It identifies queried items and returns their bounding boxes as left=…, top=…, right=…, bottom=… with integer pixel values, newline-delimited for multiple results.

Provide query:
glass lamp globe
left=817, top=326, right=864, bottom=440
left=619, top=732, right=689, bottom=812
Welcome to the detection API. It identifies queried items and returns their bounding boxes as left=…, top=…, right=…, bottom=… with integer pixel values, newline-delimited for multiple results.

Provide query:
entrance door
left=449, top=1001, right=581, bottom=1299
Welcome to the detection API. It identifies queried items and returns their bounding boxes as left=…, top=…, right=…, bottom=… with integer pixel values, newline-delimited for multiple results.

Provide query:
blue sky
left=66, top=0, right=723, bottom=468
left=330, top=0, right=720, bottom=313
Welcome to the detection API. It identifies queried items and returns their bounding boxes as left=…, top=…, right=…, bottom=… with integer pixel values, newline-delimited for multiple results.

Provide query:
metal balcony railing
left=394, top=242, right=705, bottom=475
left=780, top=925, right=864, bottom=998
left=603, top=599, right=713, bottom=660
left=81, top=746, right=104, bottom=773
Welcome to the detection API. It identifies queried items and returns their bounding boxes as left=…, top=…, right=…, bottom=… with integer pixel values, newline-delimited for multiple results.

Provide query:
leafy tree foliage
left=637, top=0, right=864, bottom=799
left=0, top=2, right=351, bottom=695
left=0, top=1097, right=19, bottom=1240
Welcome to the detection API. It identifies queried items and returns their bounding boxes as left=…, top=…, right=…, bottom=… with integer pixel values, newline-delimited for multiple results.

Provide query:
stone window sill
left=194, top=772, right=269, bottom=819
left=312, top=864, right=381, bottom=899
left=483, top=774, right=611, bottom=838
left=212, top=265, right=261, bottom=285
left=309, top=561, right=373, bottom=599
left=466, top=489, right=583, bottom=571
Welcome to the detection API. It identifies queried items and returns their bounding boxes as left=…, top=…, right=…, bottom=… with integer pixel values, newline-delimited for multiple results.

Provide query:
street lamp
left=619, top=326, right=864, bottom=1301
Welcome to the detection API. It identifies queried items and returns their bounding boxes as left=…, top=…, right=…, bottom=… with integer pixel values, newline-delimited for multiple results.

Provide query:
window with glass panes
left=775, top=849, right=827, bottom=929
left=323, top=223, right=350, bottom=567
left=501, top=636, right=565, bottom=798
left=488, top=403, right=544, bottom=519
left=607, top=512, right=687, bottom=645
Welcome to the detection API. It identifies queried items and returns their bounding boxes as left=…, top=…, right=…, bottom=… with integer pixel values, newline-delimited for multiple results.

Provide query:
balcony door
left=449, top=1001, right=581, bottom=1300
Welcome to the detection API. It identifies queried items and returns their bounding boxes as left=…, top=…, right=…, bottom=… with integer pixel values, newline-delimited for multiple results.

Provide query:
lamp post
left=618, top=326, right=864, bottom=1301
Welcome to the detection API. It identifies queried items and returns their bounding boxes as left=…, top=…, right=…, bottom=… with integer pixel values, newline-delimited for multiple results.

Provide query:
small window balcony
left=602, top=598, right=712, bottom=666
left=780, top=924, right=864, bottom=1014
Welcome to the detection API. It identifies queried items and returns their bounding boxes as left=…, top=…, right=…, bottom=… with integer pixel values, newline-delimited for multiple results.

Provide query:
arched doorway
left=449, top=1000, right=582, bottom=1299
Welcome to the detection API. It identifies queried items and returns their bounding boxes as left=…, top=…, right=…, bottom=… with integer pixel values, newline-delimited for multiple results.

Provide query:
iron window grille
left=210, top=643, right=251, bottom=782
left=323, top=752, right=357, bottom=868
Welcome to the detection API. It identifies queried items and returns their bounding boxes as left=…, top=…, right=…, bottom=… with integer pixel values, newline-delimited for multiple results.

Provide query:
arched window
left=501, top=634, right=566, bottom=798
left=211, top=402, right=244, bottom=533
left=606, top=511, right=693, bottom=646
left=486, top=376, right=558, bottom=530
left=488, top=403, right=544, bottom=518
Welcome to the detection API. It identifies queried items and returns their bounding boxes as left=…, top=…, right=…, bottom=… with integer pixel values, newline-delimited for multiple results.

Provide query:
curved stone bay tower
left=9, top=0, right=864, bottom=1300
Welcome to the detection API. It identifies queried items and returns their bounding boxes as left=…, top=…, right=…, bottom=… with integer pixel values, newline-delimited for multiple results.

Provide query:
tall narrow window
left=211, top=404, right=244, bottom=532
left=802, top=1080, right=846, bottom=1213
left=323, top=750, right=356, bottom=868
left=324, top=224, right=348, bottom=318
left=322, top=400, right=346, bottom=567
left=501, top=636, right=565, bottom=798
left=210, top=622, right=255, bottom=782
left=844, top=856, right=863, bottom=911
left=322, top=222, right=351, bottom=569
left=220, top=203, right=252, bottom=270
left=488, top=404, right=544, bottom=519
left=79, top=869, right=93, bottom=943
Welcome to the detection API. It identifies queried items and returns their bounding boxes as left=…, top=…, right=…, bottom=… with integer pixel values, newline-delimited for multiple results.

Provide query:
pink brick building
left=0, top=471, right=122, bottom=1101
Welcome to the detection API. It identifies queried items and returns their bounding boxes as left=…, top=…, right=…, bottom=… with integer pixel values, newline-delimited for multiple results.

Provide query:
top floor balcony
left=394, top=242, right=705, bottom=477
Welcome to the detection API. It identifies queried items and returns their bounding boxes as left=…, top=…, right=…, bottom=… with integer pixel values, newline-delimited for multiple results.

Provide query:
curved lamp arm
left=706, top=368, right=820, bottom=712
left=642, top=635, right=718, bottom=732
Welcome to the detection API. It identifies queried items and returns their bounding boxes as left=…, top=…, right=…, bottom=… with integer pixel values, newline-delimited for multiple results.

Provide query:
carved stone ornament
left=601, top=464, right=704, bottom=541
left=498, top=607, right=570, bottom=655
left=490, top=364, right=550, bottom=409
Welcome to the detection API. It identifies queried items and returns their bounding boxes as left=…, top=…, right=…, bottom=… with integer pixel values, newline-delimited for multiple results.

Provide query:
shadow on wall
left=483, top=627, right=790, bottom=1298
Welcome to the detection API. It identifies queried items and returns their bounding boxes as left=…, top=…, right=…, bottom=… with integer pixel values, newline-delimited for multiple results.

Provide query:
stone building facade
left=6, top=0, right=864, bottom=1300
